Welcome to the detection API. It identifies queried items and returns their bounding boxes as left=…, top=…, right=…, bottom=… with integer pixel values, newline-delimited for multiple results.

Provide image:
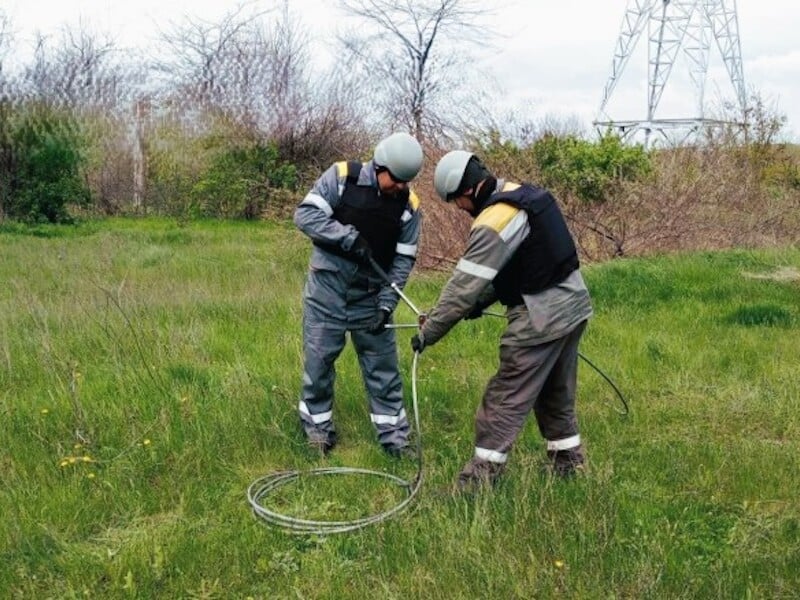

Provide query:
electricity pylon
left=594, top=0, right=747, bottom=146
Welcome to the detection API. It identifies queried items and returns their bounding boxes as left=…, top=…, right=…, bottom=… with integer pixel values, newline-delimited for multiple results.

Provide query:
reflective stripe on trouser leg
left=350, top=326, right=409, bottom=448
left=534, top=320, right=587, bottom=444
left=546, top=434, right=581, bottom=451
left=298, top=306, right=348, bottom=437
left=474, top=330, right=581, bottom=458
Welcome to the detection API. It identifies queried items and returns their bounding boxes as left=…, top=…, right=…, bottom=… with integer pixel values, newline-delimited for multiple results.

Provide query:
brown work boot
left=306, top=431, right=337, bottom=456
left=382, top=444, right=417, bottom=460
left=546, top=445, right=586, bottom=477
left=454, top=457, right=506, bottom=494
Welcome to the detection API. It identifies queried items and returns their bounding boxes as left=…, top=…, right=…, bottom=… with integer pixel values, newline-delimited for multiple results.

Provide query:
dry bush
left=563, top=143, right=800, bottom=262
left=415, top=131, right=800, bottom=268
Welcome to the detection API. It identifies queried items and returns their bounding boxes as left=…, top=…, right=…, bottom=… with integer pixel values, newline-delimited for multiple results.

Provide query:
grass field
left=1, top=218, right=798, bottom=598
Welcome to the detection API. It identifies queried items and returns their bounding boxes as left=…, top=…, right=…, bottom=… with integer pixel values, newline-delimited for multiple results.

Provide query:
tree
left=152, top=2, right=284, bottom=129
left=337, top=0, right=494, bottom=142
left=0, top=10, right=10, bottom=82
left=20, top=24, right=122, bottom=111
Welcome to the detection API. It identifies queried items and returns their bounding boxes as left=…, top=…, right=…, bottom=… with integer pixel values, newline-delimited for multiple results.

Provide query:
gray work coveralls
left=419, top=180, right=593, bottom=469
left=294, top=160, right=421, bottom=449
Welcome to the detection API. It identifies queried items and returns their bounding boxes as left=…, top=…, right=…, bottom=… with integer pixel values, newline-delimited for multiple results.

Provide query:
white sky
left=4, top=0, right=800, bottom=141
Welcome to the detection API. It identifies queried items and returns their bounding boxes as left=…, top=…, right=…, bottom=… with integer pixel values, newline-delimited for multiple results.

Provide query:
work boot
left=306, top=431, right=337, bottom=456
left=382, top=443, right=417, bottom=460
left=454, top=457, right=506, bottom=494
left=546, top=445, right=586, bottom=477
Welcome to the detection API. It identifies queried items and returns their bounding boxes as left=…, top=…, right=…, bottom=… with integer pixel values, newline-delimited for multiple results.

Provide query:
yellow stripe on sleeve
left=335, top=161, right=348, bottom=178
left=408, top=190, right=420, bottom=210
left=471, top=202, right=520, bottom=233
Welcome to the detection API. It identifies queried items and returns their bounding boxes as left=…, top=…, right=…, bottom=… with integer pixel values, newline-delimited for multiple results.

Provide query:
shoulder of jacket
left=408, top=190, right=421, bottom=211
left=472, top=202, right=521, bottom=233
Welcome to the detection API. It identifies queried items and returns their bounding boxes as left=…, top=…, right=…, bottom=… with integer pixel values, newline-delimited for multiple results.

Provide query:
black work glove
left=350, top=235, right=372, bottom=263
left=367, top=308, right=392, bottom=334
left=410, top=332, right=426, bottom=354
left=464, top=305, right=485, bottom=320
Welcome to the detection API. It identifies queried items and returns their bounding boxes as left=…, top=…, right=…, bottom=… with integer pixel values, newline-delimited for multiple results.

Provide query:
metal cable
left=247, top=352, right=423, bottom=535
left=483, top=310, right=629, bottom=415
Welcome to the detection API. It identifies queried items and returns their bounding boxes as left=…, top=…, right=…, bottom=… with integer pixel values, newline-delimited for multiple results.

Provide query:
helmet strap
left=469, top=176, right=497, bottom=216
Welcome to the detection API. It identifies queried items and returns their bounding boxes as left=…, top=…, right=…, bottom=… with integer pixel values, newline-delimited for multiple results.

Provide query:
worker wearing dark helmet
left=411, top=150, right=592, bottom=490
left=294, top=133, right=424, bottom=457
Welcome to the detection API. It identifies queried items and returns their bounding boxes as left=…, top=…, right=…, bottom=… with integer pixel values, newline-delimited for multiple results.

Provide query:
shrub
left=0, top=102, right=91, bottom=223
left=189, top=140, right=298, bottom=219
left=531, top=131, right=652, bottom=203
left=475, top=130, right=652, bottom=204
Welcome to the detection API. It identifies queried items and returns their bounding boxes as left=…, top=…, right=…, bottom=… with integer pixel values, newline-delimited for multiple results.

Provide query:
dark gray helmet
left=433, top=150, right=475, bottom=201
left=373, top=133, right=423, bottom=182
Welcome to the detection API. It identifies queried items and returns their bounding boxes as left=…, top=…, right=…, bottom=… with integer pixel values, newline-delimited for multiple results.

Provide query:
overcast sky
left=4, top=0, right=800, bottom=141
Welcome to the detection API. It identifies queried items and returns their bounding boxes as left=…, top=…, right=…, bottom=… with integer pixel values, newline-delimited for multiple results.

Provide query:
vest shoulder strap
left=334, top=161, right=363, bottom=184
left=472, top=201, right=520, bottom=233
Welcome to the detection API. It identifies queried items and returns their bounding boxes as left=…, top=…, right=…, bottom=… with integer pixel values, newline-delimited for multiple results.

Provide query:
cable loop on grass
left=247, top=352, right=423, bottom=534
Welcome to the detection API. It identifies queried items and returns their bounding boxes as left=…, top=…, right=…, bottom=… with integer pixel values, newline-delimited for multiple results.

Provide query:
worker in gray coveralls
left=412, top=150, right=593, bottom=491
left=294, top=133, right=423, bottom=457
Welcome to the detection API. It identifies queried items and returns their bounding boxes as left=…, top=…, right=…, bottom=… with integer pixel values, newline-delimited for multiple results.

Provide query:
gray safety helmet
left=373, top=132, right=423, bottom=182
left=433, top=150, right=475, bottom=201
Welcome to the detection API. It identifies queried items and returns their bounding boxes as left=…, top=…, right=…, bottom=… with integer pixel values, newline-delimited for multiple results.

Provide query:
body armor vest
left=486, top=184, right=579, bottom=306
left=315, top=161, right=408, bottom=270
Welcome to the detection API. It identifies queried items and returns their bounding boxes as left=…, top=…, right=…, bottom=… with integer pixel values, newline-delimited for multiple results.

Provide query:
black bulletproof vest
left=316, top=161, right=408, bottom=270
left=486, top=184, right=579, bottom=306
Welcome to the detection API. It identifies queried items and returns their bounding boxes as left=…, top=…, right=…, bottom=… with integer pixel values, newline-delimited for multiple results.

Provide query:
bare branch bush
left=562, top=135, right=800, bottom=261
left=149, top=2, right=372, bottom=195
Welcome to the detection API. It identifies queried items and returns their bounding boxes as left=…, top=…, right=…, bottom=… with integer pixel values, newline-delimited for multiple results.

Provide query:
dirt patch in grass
left=742, top=267, right=800, bottom=282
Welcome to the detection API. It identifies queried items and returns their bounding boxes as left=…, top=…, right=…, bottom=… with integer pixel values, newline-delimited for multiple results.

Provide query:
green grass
left=1, top=218, right=798, bottom=598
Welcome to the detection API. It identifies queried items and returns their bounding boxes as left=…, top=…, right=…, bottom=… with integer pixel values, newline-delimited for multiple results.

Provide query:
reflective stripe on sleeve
left=401, top=209, right=413, bottom=223
left=298, top=400, right=333, bottom=424
left=499, top=211, right=528, bottom=243
left=396, top=242, right=417, bottom=257
left=475, top=447, right=508, bottom=464
left=456, top=258, right=498, bottom=280
left=370, top=409, right=407, bottom=426
left=546, top=434, right=581, bottom=451
left=301, top=193, right=333, bottom=217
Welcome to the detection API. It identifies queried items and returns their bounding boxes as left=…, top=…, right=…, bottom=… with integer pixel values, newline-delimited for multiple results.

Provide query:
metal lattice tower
left=594, top=0, right=747, bottom=146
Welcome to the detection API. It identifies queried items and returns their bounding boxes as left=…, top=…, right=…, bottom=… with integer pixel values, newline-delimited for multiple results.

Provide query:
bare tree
left=0, top=10, right=11, bottom=82
left=20, top=23, right=123, bottom=111
left=337, top=0, right=494, bottom=142
left=151, top=2, right=369, bottom=161
left=152, top=2, right=284, bottom=129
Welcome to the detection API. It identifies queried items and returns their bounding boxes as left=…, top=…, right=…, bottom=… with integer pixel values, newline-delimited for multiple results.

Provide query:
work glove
left=464, top=305, right=486, bottom=320
left=350, top=235, right=372, bottom=263
left=367, top=307, right=392, bottom=334
left=410, top=331, right=426, bottom=354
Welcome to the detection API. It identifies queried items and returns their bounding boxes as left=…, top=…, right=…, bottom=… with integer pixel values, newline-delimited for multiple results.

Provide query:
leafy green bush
left=477, top=130, right=651, bottom=204
left=532, top=132, right=652, bottom=203
left=0, top=103, right=91, bottom=223
left=189, top=141, right=297, bottom=219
